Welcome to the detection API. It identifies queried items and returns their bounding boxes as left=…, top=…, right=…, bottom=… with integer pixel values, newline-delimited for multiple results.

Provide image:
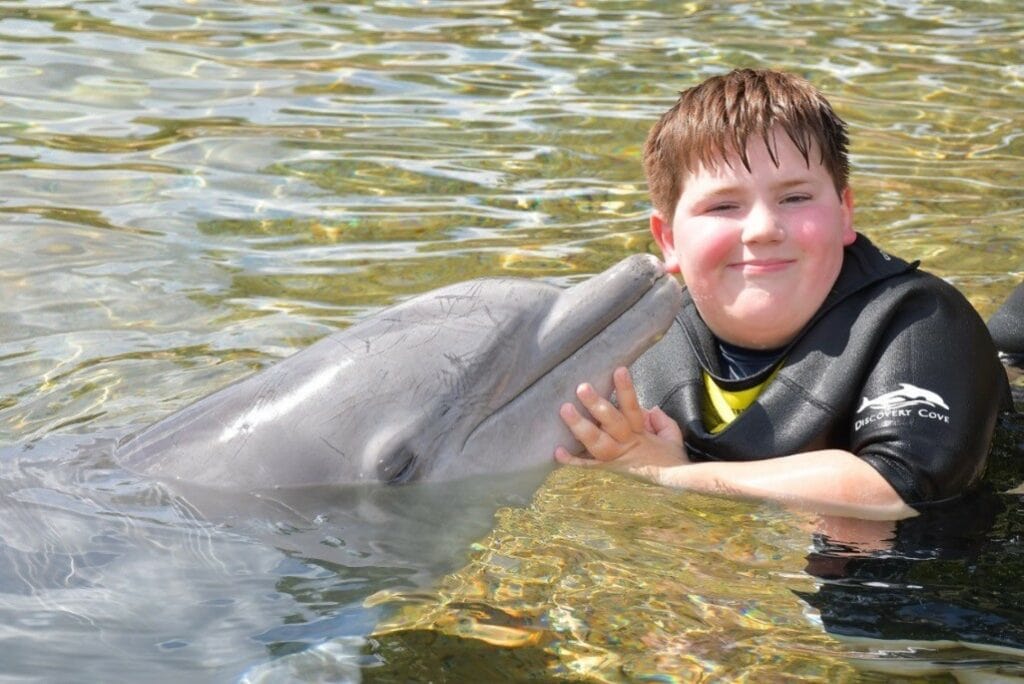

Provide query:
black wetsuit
left=987, top=280, right=1024, bottom=365
left=632, top=234, right=1012, bottom=506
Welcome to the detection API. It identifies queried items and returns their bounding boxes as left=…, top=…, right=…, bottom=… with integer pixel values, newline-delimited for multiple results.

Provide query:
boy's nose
left=741, top=204, right=785, bottom=243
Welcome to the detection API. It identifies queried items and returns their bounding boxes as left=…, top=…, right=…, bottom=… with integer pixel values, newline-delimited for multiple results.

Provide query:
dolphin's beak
left=458, top=252, right=681, bottom=467
left=538, top=254, right=671, bottom=352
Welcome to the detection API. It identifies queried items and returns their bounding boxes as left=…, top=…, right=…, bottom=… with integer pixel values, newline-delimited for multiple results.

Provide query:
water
left=0, top=0, right=1022, bottom=680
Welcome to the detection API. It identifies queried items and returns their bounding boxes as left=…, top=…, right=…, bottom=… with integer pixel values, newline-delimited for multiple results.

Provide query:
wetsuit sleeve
left=849, top=280, right=1009, bottom=505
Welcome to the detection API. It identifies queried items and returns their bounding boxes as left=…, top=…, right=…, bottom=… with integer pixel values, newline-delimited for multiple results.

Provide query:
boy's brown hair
left=643, top=68, right=849, bottom=220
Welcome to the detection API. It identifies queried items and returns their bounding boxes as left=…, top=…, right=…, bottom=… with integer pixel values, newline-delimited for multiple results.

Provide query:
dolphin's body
left=116, top=254, right=682, bottom=494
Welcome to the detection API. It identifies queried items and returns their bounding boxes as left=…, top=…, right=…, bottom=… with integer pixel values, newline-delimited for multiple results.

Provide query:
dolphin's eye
left=378, top=448, right=418, bottom=485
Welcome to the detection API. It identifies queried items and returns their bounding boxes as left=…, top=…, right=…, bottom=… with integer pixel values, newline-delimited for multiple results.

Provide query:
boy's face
left=651, top=127, right=855, bottom=349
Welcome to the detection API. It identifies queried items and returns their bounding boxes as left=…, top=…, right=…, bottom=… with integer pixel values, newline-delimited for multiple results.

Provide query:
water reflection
left=0, top=0, right=1022, bottom=680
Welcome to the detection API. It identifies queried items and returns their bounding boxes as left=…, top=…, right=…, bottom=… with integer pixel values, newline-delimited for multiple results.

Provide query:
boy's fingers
left=558, top=402, right=623, bottom=461
left=554, top=446, right=603, bottom=467
left=649, top=406, right=684, bottom=443
left=575, top=383, right=632, bottom=442
left=612, top=367, right=645, bottom=433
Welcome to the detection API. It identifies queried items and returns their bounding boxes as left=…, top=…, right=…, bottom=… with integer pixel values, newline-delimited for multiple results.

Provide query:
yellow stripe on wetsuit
left=702, top=370, right=777, bottom=433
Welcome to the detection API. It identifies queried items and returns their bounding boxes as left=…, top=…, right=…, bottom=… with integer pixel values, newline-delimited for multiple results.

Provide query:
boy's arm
left=846, top=282, right=1009, bottom=504
left=647, top=450, right=917, bottom=520
left=556, top=367, right=918, bottom=520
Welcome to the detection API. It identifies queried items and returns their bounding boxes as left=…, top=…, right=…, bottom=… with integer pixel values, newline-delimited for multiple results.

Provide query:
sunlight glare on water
left=0, top=1, right=1021, bottom=681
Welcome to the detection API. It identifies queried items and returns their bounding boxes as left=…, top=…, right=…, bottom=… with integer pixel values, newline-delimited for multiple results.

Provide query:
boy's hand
left=554, top=367, right=689, bottom=484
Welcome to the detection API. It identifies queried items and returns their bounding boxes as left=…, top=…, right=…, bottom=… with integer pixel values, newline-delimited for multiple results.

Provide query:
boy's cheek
left=676, top=221, right=738, bottom=273
left=789, top=210, right=852, bottom=250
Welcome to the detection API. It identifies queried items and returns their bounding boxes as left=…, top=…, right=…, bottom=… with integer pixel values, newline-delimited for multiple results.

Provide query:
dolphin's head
left=117, top=255, right=682, bottom=490
left=325, top=254, right=683, bottom=484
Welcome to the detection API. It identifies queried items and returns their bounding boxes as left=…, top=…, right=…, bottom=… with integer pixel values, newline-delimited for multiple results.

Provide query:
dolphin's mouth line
left=459, top=272, right=674, bottom=451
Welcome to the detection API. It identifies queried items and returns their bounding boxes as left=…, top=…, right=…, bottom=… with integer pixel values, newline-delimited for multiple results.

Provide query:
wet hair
left=643, top=68, right=850, bottom=220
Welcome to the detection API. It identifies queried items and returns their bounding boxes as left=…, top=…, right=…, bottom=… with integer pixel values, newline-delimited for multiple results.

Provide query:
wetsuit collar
left=821, top=233, right=919, bottom=313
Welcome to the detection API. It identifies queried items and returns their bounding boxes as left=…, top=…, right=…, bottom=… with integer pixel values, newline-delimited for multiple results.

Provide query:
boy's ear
left=840, top=187, right=856, bottom=246
left=650, top=211, right=681, bottom=273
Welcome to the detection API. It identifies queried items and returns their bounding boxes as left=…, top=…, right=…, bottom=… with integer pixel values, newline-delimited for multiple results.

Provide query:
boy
left=555, top=68, right=1010, bottom=520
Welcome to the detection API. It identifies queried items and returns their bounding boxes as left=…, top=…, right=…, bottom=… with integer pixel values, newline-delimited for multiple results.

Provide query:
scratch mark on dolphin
left=319, top=438, right=346, bottom=459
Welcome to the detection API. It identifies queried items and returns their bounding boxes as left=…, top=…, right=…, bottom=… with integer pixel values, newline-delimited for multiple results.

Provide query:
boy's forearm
left=658, top=449, right=919, bottom=521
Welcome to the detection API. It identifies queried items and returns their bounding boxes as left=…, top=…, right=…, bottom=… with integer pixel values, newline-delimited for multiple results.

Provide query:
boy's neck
left=715, top=337, right=785, bottom=380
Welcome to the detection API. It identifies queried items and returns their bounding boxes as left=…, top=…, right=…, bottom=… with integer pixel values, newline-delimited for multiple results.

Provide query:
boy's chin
left=711, top=308, right=809, bottom=349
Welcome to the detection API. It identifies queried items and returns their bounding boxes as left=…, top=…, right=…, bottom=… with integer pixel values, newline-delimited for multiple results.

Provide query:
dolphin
left=115, top=254, right=682, bottom=494
left=0, top=254, right=682, bottom=678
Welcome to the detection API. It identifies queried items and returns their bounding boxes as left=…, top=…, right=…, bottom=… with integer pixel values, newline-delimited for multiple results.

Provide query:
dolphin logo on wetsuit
left=857, top=382, right=951, bottom=414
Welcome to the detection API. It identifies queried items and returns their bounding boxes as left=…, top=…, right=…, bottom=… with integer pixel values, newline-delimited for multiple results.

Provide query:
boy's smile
left=651, top=126, right=855, bottom=349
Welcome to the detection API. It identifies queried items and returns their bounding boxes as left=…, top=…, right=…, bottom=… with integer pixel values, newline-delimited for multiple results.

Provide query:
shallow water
left=1, top=1, right=1022, bottom=681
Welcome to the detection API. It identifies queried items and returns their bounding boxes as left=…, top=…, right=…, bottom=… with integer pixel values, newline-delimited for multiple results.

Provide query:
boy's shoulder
left=832, top=233, right=978, bottom=315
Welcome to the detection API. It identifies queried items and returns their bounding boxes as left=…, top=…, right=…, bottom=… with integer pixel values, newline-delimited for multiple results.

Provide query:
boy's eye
left=781, top=194, right=811, bottom=204
left=707, top=202, right=739, bottom=213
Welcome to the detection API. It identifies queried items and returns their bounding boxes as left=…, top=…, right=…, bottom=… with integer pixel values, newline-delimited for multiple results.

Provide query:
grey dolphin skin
left=115, top=254, right=683, bottom=493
